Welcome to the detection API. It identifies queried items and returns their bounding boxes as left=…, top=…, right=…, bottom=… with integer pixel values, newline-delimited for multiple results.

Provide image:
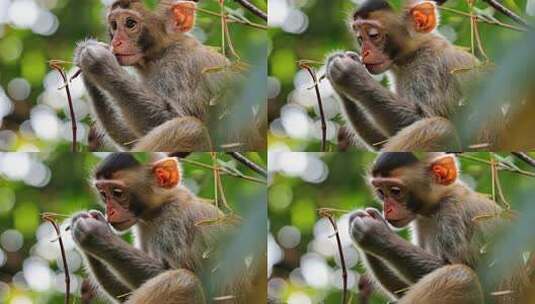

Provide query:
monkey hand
left=349, top=208, right=394, bottom=254
left=74, top=39, right=120, bottom=77
left=71, top=210, right=115, bottom=253
left=326, top=51, right=371, bottom=87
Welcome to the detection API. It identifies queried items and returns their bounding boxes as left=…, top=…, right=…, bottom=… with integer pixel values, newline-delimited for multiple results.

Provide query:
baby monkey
left=326, top=0, right=493, bottom=151
left=71, top=153, right=263, bottom=303
left=75, top=0, right=262, bottom=151
left=349, top=153, right=530, bottom=304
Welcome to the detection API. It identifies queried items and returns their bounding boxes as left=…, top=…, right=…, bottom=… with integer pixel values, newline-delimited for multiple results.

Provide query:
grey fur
left=326, top=34, right=478, bottom=151
left=71, top=186, right=250, bottom=303
left=74, top=33, right=243, bottom=151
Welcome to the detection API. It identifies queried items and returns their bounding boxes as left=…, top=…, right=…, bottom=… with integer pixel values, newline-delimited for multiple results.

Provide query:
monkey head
left=107, top=0, right=197, bottom=66
left=93, top=153, right=182, bottom=231
left=369, top=152, right=459, bottom=228
left=351, top=0, right=440, bottom=74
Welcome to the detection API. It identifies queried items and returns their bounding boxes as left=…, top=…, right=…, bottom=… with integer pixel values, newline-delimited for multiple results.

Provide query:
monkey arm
left=372, top=234, right=444, bottom=283
left=76, top=41, right=175, bottom=135
left=82, top=77, right=138, bottom=149
left=85, top=255, right=132, bottom=302
left=89, top=236, right=168, bottom=289
left=327, top=53, right=422, bottom=136
left=93, top=72, right=176, bottom=135
left=363, top=253, right=409, bottom=298
left=338, top=93, right=388, bottom=149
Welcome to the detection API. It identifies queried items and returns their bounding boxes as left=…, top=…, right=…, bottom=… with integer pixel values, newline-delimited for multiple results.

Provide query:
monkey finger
left=345, top=51, right=362, bottom=63
left=349, top=210, right=370, bottom=223
left=88, top=210, right=106, bottom=222
left=365, top=208, right=382, bottom=219
left=71, top=212, right=91, bottom=225
left=326, top=52, right=346, bottom=68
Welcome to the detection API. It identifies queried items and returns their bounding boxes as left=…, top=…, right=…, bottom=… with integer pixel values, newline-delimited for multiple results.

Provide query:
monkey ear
left=430, top=155, right=458, bottom=185
left=409, top=1, right=438, bottom=33
left=152, top=158, right=181, bottom=189
left=169, top=1, right=196, bottom=33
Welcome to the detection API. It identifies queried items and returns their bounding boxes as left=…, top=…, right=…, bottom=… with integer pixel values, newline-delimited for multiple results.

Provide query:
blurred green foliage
left=0, top=151, right=266, bottom=303
left=268, top=0, right=534, bottom=151
left=0, top=0, right=267, bottom=152
left=268, top=152, right=535, bottom=303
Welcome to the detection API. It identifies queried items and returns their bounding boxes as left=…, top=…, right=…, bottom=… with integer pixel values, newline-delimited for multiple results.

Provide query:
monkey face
left=371, top=178, right=416, bottom=227
left=108, top=9, right=144, bottom=66
left=353, top=20, right=394, bottom=74
left=94, top=179, right=138, bottom=231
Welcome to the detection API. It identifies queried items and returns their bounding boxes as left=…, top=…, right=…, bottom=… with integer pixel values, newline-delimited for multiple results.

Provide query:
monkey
left=348, top=152, right=531, bottom=304
left=325, top=0, right=509, bottom=151
left=74, top=0, right=264, bottom=152
left=70, top=153, right=264, bottom=303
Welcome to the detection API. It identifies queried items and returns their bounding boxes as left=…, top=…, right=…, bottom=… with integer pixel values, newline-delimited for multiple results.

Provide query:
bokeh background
left=0, top=0, right=267, bottom=151
left=268, top=0, right=535, bottom=151
left=268, top=152, right=535, bottom=303
left=0, top=152, right=267, bottom=303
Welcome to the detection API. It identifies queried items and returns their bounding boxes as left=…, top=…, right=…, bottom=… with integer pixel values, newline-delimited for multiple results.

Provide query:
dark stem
left=43, top=214, right=70, bottom=304
left=300, top=63, right=327, bottom=152
left=50, top=62, right=77, bottom=152
left=512, top=152, right=535, bottom=168
left=480, top=0, right=530, bottom=29
left=319, top=210, right=348, bottom=304
left=227, top=152, right=267, bottom=177
left=232, top=0, right=267, bottom=21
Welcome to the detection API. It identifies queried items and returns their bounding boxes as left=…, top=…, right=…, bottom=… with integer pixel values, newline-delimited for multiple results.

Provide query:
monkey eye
left=368, top=28, right=380, bottom=40
left=110, top=20, right=117, bottom=31
left=357, top=35, right=363, bottom=45
left=112, top=188, right=124, bottom=198
left=125, top=18, right=137, bottom=29
left=390, top=186, right=402, bottom=198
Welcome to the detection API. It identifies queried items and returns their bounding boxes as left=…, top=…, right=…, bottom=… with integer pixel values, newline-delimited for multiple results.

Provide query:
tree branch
left=227, top=152, right=267, bottom=177
left=232, top=0, right=267, bottom=21
left=481, top=0, right=530, bottom=29
left=512, top=152, right=535, bottom=169
left=42, top=213, right=71, bottom=304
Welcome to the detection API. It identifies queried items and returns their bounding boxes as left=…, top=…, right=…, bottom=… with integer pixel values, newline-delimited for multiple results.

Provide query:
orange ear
left=170, top=1, right=196, bottom=32
left=409, top=1, right=437, bottom=33
left=152, top=158, right=181, bottom=189
left=430, top=155, right=458, bottom=185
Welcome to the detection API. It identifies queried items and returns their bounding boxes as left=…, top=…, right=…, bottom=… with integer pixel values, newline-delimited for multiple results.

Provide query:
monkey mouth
left=387, top=218, right=411, bottom=228
left=365, top=60, right=392, bottom=74
left=110, top=219, right=136, bottom=230
left=115, top=53, right=140, bottom=59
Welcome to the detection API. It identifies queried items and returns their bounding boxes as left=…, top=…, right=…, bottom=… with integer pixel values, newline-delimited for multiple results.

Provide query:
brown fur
left=74, top=0, right=263, bottom=152
left=71, top=154, right=262, bottom=303
left=350, top=153, right=530, bottom=304
left=326, top=1, right=516, bottom=151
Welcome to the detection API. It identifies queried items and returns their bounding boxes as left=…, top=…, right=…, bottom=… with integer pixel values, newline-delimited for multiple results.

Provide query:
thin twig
left=49, top=61, right=78, bottom=152
left=227, top=152, right=266, bottom=177
left=211, top=153, right=232, bottom=211
left=480, top=0, right=530, bottom=29
left=211, top=152, right=220, bottom=209
left=232, top=0, right=267, bottom=21
left=195, top=7, right=267, bottom=30
left=299, top=61, right=327, bottom=152
left=42, top=213, right=70, bottom=304
left=439, top=6, right=526, bottom=32
left=458, top=154, right=535, bottom=177
left=180, top=158, right=266, bottom=184
left=318, top=209, right=348, bottom=304
left=511, top=152, right=535, bottom=169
